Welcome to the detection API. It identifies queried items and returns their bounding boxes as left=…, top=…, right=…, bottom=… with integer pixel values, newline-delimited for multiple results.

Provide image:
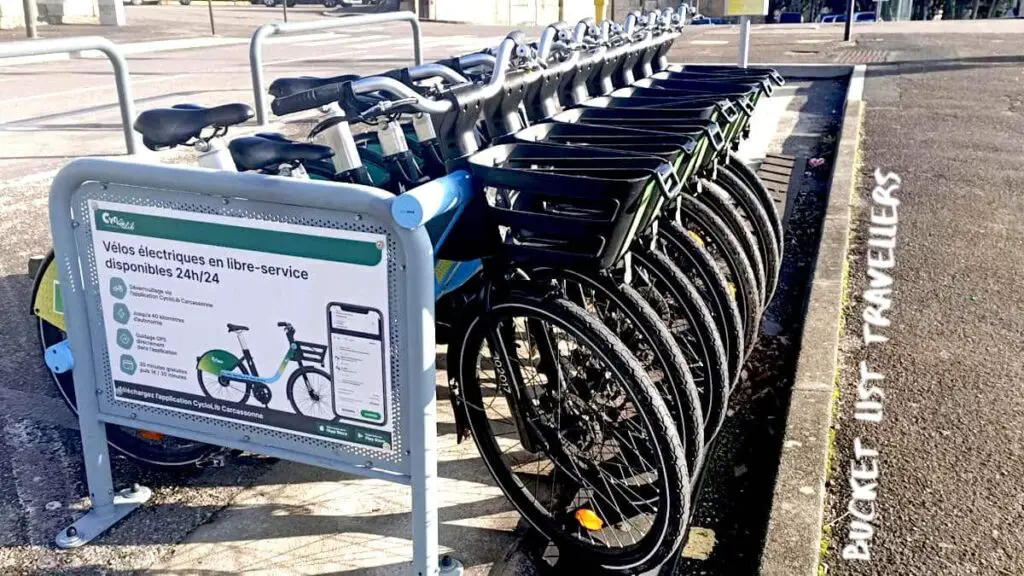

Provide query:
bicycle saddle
left=228, top=134, right=334, bottom=172
left=133, top=103, right=254, bottom=150
left=227, top=323, right=249, bottom=333
left=268, top=74, right=361, bottom=99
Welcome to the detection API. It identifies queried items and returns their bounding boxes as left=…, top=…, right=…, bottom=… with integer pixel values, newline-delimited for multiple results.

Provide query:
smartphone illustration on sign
left=327, top=303, right=387, bottom=426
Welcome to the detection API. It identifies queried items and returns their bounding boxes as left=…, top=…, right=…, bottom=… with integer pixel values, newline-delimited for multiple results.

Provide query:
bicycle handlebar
left=407, top=63, right=469, bottom=85
left=272, top=37, right=517, bottom=118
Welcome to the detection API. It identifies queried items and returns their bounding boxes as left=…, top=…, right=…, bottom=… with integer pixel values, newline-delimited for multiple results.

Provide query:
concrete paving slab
left=145, top=371, right=519, bottom=575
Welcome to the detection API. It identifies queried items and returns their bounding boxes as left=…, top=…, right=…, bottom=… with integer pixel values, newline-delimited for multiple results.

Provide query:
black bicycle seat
left=133, top=103, right=254, bottom=150
left=228, top=135, right=334, bottom=172
left=268, top=74, right=361, bottom=99
left=227, top=323, right=249, bottom=333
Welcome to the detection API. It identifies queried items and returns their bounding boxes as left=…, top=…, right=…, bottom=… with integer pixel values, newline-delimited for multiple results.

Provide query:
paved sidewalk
left=146, top=366, right=520, bottom=575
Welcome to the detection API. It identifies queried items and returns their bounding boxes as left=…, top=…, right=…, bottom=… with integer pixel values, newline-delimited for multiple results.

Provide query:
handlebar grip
left=271, top=81, right=348, bottom=117
left=277, top=322, right=292, bottom=328
left=505, top=30, right=527, bottom=46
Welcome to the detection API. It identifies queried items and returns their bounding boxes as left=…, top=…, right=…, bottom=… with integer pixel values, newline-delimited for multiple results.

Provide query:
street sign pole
left=22, top=0, right=38, bottom=39
left=207, top=0, right=216, bottom=36
left=844, top=0, right=855, bottom=40
left=738, top=15, right=750, bottom=68
left=726, top=0, right=764, bottom=68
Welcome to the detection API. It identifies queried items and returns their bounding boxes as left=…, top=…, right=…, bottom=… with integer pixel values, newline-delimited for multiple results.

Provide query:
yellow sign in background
left=725, top=0, right=769, bottom=15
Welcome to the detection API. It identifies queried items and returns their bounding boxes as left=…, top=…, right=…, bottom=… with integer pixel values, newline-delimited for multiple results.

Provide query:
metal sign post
left=48, top=158, right=443, bottom=575
left=0, top=37, right=139, bottom=155
left=738, top=15, right=750, bottom=68
left=249, top=11, right=423, bottom=125
left=723, top=0, right=768, bottom=68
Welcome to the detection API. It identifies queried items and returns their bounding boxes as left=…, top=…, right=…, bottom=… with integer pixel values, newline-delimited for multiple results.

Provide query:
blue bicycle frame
left=391, top=170, right=483, bottom=300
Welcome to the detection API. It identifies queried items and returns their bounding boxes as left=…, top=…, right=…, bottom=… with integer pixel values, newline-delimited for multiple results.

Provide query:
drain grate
left=834, top=49, right=890, bottom=64
left=757, top=154, right=805, bottom=228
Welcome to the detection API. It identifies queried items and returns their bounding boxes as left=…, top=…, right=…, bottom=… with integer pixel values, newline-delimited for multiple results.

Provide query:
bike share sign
left=49, top=159, right=440, bottom=574
left=90, top=201, right=396, bottom=451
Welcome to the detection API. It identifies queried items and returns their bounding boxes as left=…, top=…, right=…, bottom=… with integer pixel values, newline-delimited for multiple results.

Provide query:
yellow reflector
left=575, top=508, right=604, bottom=531
left=686, top=230, right=705, bottom=249
left=138, top=430, right=165, bottom=441
left=727, top=282, right=737, bottom=301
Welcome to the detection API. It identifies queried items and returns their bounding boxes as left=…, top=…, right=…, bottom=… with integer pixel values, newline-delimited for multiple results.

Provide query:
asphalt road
left=821, top=26, right=1024, bottom=576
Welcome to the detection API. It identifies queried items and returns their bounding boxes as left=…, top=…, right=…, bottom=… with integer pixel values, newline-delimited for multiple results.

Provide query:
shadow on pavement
left=866, top=54, right=1024, bottom=77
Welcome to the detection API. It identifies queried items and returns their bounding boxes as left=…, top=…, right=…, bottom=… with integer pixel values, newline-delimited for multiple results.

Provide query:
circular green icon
left=113, top=303, right=131, bottom=325
left=116, top=329, right=134, bottom=350
left=109, top=277, right=128, bottom=300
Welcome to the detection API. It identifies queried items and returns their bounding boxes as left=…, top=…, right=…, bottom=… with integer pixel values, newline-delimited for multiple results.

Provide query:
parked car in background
left=326, top=0, right=400, bottom=9
left=854, top=11, right=877, bottom=21
left=818, top=14, right=839, bottom=22
left=779, top=11, right=803, bottom=23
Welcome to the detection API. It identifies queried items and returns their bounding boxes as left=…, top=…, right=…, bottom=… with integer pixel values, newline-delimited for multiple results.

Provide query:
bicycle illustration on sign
left=195, top=322, right=333, bottom=419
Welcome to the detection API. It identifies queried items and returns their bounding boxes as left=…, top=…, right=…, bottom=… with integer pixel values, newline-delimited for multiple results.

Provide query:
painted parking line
left=2, top=72, right=196, bottom=107
left=295, top=34, right=390, bottom=48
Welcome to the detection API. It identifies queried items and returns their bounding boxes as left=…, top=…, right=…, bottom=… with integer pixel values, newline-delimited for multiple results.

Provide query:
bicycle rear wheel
left=39, top=319, right=220, bottom=467
left=449, top=289, right=690, bottom=573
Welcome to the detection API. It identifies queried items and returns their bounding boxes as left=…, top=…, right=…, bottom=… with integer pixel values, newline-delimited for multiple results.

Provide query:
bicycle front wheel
left=449, top=289, right=690, bottom=573
left=287, top=367, right=334, bottom=419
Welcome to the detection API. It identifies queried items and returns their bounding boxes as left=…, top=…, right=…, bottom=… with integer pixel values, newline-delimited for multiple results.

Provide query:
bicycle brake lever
left=356, top=96, right=420, bottom=123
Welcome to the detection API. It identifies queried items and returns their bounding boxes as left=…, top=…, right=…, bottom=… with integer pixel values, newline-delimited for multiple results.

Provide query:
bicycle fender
left=196, top=349, right=241, bottom=375
left=31, top=251, right=66, bottom=332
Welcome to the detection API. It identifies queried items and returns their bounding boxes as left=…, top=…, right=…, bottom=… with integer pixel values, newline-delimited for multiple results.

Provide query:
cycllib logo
left=101, top=212, right=135, bottom=231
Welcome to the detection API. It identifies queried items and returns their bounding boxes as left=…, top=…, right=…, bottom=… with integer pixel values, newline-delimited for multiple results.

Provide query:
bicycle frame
left=223, top=347, right=295, bottom=385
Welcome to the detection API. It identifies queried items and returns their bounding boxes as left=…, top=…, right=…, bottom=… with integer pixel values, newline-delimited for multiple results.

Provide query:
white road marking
left=2, top=72, right=196, bottom=107
left=295, top=34, right=389, bottom=48
left=691, top=40, right=730, bottom=45
left=797, top=39, right=830, bottom=44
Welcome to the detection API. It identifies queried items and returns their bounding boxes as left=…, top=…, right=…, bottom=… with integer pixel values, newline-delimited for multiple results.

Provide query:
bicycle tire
left=532, top=268, right=705, bottom=480
left=720, top=159, right=782, bottom=259
left=197, top=360, right=251, bottom=405
left=38, top=319, right=220, bottom=467
left=727, top=151, right=784, bottom=251
left=287, top=367, right=334, bottom=419
left=449, top=288, right=690, bottom=573
left=669, top=194, right=762, bottom=353
left=713, top=166, right=781, bottom=301
left=630, top=246, right=730, bottom=442
left=696, top=177, right=768, bottom=308
left=648, top=225, right=744, bottom=390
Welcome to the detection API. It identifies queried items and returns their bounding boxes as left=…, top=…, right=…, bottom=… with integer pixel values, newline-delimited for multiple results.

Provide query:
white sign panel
left=88, top=201, right=395, bottom=452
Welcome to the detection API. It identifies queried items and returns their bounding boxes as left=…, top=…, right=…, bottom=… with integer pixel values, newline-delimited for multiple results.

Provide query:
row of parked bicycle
left=32, top=7, right=784, bottom=573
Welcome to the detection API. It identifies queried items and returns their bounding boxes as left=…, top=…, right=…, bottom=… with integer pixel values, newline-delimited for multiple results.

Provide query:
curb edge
left=758, top=63, right=866, bottom=576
